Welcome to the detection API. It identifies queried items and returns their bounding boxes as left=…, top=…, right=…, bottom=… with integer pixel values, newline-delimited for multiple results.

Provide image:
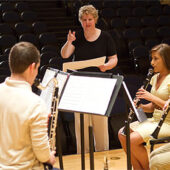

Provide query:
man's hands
left=46, top=151, right=56, bottom=165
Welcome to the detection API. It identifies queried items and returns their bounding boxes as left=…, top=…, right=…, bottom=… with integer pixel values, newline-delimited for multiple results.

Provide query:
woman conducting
left=118, top=43, right=170, bottom=170
left=61, top=4, right=118, bottom=154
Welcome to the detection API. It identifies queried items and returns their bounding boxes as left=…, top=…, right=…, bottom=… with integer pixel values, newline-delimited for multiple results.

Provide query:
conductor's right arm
left=61, top=30, right=76, bottom=59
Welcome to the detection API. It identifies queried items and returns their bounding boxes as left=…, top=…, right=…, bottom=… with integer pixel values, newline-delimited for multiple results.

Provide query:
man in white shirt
left=0, top=42, right=56, bottom=169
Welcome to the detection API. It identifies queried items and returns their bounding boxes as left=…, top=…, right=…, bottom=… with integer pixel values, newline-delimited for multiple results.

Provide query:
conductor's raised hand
left=67, top=30, right=76, bottom=43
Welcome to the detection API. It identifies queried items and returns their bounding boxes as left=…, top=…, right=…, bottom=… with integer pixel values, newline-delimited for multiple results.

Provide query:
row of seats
left=105, top=15, right=170, bottom=30
left=0, top=32, right=60, bottom=52
left=0, top=1, right=67, bottom=83
left=0, top=22, right=47, bottom=36
left=0, top=10, right=38, bottom=25
left=71, top=0, right=163, bottom=11
left=0, top=2, right=30, bottom=12
left=100, top=5, right=170, bottom=18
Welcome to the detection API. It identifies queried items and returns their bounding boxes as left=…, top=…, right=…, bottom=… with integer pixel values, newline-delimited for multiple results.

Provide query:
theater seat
left=141, top=16, right=157, bottom=27
left=41, top=45, right=60, bottom=55
left=39, top=32, right=58, bottom=47
left=15, top=2, right=30, bottom=12
left=0, top=34, right=17, bottom=53
left=40, top=51, right=59, bottom=66
left=2, top=11, right=20, bottom=26
left=32, top=22, right=48, bottom=35
left=19, top=33, right=40, bottom=48
left=161, top=38, right=170, bottom=45
left=132, top=45, right=150, bottom=74
left=0, top=23, right=14, bottom=35
left=0, top=2, right=15, bottom=12
left=49, top=57, right=63, bottom=70
left=15, top=22, right=32, bottom=36
left=20, top=11, right=37, bottom=23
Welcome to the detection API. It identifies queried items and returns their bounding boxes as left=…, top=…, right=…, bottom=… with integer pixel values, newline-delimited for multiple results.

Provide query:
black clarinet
left=121, top=68, right=154, bottom=135
left=150, top=99, right=170, bottom=139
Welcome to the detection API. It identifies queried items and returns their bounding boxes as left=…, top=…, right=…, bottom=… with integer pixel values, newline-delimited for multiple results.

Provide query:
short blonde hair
left=79, top=5, right=98, bottom=23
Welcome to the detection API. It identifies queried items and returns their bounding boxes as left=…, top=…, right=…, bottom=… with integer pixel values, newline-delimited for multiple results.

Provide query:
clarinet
left=34, top=78, right=59, bottom=170
left=121, top=68, right=154, bottom=135
left=150, top=99, right=170, bottom=139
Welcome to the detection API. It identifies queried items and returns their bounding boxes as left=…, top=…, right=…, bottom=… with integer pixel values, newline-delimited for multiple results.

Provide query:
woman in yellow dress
left=118, top=43, right=170, bottom=170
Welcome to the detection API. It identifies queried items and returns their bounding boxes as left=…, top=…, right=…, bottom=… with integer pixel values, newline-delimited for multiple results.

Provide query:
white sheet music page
left=56, top=72, right=69, bottom=96
left=122, top=82, right=147, bottom=122
left=40, top=69, right=57, bottom=113
left=40, top=69, right=69, bottom=113
left=58, top=75, right=117, bottom=116
left=63, top=56, right=106, bottom=72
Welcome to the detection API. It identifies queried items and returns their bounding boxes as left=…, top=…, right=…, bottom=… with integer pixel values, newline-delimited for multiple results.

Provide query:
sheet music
left=58, top=75, right=117, bottom=116
left=63, top=56, right=106, bottom=72
left=40, top=69, right=68, bottom=113
left=122, top=82, right=147, bottom=122
left=56, top=71, right=69, bottom=96
left=40, top=69, right=57, bottom=113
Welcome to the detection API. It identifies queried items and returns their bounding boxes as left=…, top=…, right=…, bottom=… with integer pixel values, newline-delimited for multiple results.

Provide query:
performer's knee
left=150, top=155, right=161, bottom=170
left=118, top=128, right=126, bottom=143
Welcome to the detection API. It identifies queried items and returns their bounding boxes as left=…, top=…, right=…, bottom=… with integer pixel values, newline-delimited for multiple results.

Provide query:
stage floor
left=54, top=144, right=163, bottom=170
left=54, top=148, right=127, bottom=170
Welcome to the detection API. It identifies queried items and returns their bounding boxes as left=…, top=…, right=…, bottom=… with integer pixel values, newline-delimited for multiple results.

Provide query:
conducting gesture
left=61, top=30, right=76, bottom=58
left=67, top=30, right=76, bottom=43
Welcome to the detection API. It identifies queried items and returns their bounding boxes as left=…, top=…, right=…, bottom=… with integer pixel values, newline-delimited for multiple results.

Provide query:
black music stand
left=122, top=81, right=144, bottom=170
left=58, top=71, right=123, bottom=170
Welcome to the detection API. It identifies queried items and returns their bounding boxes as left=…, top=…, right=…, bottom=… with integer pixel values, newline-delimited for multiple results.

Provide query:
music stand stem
left=123, top=83, right=132, bottom=170
left=89, top=115, right=94, bottom=170
left=80, top=114, right=85, bottom=170
left=125, top=120, right=131, bottom=170
left=56, top=123, right=64, bottom=170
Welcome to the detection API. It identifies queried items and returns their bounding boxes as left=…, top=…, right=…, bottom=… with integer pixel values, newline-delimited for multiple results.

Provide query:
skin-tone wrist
left=46, top=151, right=56, bottom=165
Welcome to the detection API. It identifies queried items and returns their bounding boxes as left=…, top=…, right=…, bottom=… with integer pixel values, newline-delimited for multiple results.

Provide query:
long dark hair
left=150, top=43, right=170, bottom=70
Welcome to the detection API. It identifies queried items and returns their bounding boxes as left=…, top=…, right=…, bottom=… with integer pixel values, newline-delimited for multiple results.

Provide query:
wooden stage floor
left=54, top=148, right=127, bottom=170
left=54, top=145, right=162, bottom=170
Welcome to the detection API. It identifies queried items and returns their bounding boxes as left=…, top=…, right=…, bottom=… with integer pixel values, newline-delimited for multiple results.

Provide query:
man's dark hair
left=9, top=42, right=40, bottom=73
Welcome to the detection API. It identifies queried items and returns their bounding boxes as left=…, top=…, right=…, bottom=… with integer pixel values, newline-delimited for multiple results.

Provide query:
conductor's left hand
left=98, top=64, right=107, bottom=72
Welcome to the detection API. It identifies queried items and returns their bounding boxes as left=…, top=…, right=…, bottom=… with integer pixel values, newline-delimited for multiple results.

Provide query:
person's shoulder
left=166, top=73, right=170, bottom=81
left=24, top=89, right=44, bottom=105
left=150, top=73, right=158, bottom=84
left=152, top=73, right=159, bottom=79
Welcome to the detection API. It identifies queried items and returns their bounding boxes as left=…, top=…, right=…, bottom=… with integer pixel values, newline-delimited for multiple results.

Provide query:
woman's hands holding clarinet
left=136, top=88, right=153, bottom=102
